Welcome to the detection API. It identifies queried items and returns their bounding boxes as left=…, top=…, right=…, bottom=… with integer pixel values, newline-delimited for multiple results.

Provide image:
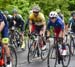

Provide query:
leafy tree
left=0, top=0, right=75, bottom=24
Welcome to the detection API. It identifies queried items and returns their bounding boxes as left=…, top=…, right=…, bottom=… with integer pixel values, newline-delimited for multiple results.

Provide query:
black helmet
left=12, top=8, right=18, bottom=14
left=71, top=11, right=75, bottom=16
left=4, top=11, right=9, bottom=15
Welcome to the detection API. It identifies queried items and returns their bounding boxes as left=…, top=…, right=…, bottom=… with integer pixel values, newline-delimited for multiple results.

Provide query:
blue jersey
left=47, top=17, right=64, bottom=30
left=0, top=12, right=8, bottom=37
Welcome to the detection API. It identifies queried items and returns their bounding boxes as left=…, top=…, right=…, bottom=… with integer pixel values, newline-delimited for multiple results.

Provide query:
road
left=16, top=38, right=75, bottom=67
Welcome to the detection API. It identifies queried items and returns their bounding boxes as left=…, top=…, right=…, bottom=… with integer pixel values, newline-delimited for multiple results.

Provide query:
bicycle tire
left=41, top=40, right=50, bottom=61
left=70, top=38, right=75, bottom=55
left=9, top=45, right=17, bottom=67
left=47, top=45, right=56, bottom=67
left=27, top=39, right=35, bottom=63
left=62, top=44, right=71, bottom=67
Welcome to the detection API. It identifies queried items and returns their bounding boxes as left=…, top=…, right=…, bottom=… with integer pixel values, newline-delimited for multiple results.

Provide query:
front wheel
left=47, top=45, right=56, bottom=67
left=62, top=44, right=71, bottom=67
left=27, top=39, right=35, bottom=63
left=41, top=40, right=50, bottom=61
left=70, top=39, right=75, bottom=55
left=9, top=45, right=17, bottom=67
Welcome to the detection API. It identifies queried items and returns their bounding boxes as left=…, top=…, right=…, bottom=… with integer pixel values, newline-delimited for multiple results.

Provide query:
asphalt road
left=16, top=38, right=75, bottom=67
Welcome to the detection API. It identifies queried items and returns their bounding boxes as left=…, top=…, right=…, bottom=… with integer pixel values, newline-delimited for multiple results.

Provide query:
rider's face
left=73, top=16, right=75, bottom=20
left=33, top=12, right=39, bottom=17
left=50, top=17, right=57, bottom=23
left=13, top=13, right=17, bottom=17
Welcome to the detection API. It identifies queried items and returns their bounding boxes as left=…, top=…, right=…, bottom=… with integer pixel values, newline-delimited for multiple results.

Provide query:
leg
left=2, top=38, right=12, bottom=67
left=20, top=32, right=25, bottom=50
left=3, top=44, right=10, bottom=64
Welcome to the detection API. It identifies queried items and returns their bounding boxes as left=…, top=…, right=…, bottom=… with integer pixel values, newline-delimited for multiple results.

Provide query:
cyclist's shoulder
left=16, top=14, right=22, bottom=19
left=56, top=17, right=64, bottom=25
left=29, top=13, right=34, bottom=18
left=0, top=12, right=6, bottom=22
left=38, top=12, right=45, bottom=21
left=0, top=11, right=4, bottom=18
left=39, top=12, right=44, bottom=17
left=56, top=17, right=63, bottom=22
left=7, top=15, right=12, bottom=18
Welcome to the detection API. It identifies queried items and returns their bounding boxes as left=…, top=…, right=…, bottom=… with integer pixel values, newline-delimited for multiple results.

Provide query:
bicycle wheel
left=9, top=45, right=17, bottom=67
left=27, top=39, right=36, bottom=63
left=70, top=38, right=75, bottom=55
left=41, top=40, right=50, bottom=60
left=62, top=44, right=71, bottom=67
left=47, top=45, right=57, bottom=67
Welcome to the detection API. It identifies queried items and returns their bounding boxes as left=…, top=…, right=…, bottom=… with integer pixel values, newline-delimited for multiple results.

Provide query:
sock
left=7, top=57, right=10, bottom=64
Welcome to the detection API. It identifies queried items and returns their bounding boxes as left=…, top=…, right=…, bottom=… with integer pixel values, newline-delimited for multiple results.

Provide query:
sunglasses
left=50, top=17, right=56, bottom=19
left=33, top=11, right=39, bottom=14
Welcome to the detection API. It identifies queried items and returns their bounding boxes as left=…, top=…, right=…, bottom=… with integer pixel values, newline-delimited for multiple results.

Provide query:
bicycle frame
left=0, top=43, right=5, bottom=66
left=29, top=33, right=44, bottom=56
left=51, top=37, right=63, bottom=64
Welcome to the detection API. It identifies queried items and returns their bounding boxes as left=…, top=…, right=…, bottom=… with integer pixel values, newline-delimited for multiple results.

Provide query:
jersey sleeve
left=0, top=13, right=4, bottom=22
left=61, top=22, right=64, bottom=30
left=59, top=20, right=64, bottom=30
left=29, top=13, right=33, bottom=20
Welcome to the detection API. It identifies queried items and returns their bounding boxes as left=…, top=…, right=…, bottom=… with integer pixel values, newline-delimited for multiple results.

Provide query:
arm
left=25, top=19, right=29, bottom=30
left=28, top=14, right=33, bottom=33
left=29, top=20, right=33, bottom=33
left=59, top=22, right=65, bottom=38
left=42, top=21, right=46, bottom=35
left=0, top=13, right=5, bottom=32
left=20, top=18, right=25, bottom=31
left=46, top=20, right=51, bottom=37
left=41, top=13, right=46, bottom=34
left=68, top=17, right=72, bottom=29
left=0, top=21, right=5, bottom=32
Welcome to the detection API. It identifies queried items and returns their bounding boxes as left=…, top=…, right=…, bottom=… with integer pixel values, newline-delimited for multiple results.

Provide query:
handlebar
left=28, top=32, right=40, bottom=37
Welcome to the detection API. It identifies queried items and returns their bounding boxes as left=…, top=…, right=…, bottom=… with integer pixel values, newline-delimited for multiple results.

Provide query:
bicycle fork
left=56, top=45, right=63, bottom=64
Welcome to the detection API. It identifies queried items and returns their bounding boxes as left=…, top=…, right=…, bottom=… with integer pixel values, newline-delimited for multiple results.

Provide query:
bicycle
left=9, top=26, right=26, bottom=51
left=47, top=37, right=71, bottom=67
left=66, top=31, right=75, bottom=55
left=0, top=42, right=17, bottom=67
left=27, top=32, right=50, bottom=63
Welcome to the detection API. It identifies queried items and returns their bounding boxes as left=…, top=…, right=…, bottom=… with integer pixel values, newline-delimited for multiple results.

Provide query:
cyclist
left=3, top=11, right=13, bottom=29
left=29, top=5, right=46, bottom=50
left=0, top=11, right=12, bottom=67
left=47, top=11, right=66, bottom=55
left=12, top=8, right=25, bottom=50
left=68, top=11, right=75, bottom=33
left=56, top=9, right=64, bottom=23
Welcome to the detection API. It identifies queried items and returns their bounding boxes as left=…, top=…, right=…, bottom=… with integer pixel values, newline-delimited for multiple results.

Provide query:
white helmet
left=49, top=11, right=58, bottom=18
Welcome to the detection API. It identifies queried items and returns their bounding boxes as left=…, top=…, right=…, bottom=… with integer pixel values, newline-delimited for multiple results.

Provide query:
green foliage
left=0, top=0, right=75, bottom=23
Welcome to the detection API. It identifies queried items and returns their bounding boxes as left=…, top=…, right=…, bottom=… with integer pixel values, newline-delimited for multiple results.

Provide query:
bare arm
left=43, top=22, right=46, bottom=33
left=59, top=30, right=65, bottom=38
left=47, top=30, right=50, bottom=37
left=29, top=20, right=32, bottom=33
left=0, top=21, right=5, bottom=32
